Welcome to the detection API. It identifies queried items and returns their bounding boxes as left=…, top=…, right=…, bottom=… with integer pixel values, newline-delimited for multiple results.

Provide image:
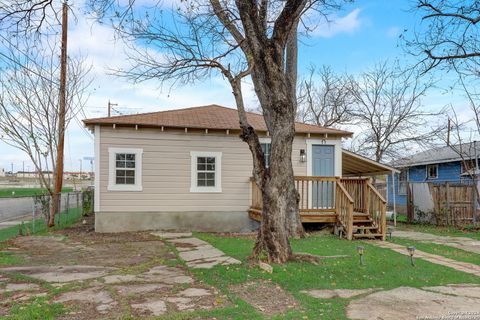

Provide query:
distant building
left=0, top=168, right=5, bottom=177
left=387, top=142, right=479, bottom=213
left=16, top=171, right=54, bottom=179
left=64, top=171, right=93, bottom=180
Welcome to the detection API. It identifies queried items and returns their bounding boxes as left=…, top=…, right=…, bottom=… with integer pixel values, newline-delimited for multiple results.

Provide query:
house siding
left=98, top=127, right=313, bottom=213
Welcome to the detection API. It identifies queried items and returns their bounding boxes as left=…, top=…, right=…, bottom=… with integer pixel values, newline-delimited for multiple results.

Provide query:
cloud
left=386, top=26, right=401, bottom=39
left=310, top=8, right=363, bottom=38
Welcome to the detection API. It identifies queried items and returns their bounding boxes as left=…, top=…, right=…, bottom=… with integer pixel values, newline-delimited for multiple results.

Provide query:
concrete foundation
left=95, top=211, right=259, bottom=233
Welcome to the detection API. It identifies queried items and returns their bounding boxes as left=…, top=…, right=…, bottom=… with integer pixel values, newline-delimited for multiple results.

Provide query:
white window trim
left=94, top=125, right=100, bottom=212
left=108, top=147, right=143, bottom=191
left=190, top=151, right=222, bottom=193
left=426, top=164, right=439, bottom=180
left=259, top=138, right=271, bottom=168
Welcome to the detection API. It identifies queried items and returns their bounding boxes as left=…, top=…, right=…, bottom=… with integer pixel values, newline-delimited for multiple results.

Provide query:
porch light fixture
left=300, top=149, right=306, bottom=162
left=407, top=246, right=416, bottom=266
left=357, top=246, right=365, bottom=265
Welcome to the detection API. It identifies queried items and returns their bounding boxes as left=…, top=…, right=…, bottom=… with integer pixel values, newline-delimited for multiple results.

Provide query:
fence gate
left=430, top=183, right=476, bottom=226
left=406, top=182, right=477, bottom=225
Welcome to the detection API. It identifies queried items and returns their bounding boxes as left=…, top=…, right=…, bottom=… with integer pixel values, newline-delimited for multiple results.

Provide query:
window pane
left=197, top=179, right=206, bottom=186
left=197, top=163, right=206, bottom=170
left=197, top=157, right=206, bottom=164
left=116, top=169, right=126, bottom=178
left=116, top=161, right=125, bottom=168
left=116, top=154, right=126, bottom=161
left=126, top=154, right=135, bottom=161
left=206, top=172, right=215, bottom=180
left=206, top=179, right=215, bottom=186
left=116, top=177, right=124, bottom=184
left=206, top=157, right=215, bottom=164
left=126, top=161, right=135, bottom=168
left=197, top=172, right=206, bottom=180
left=125, top=177, right=135, bottom=184
left=206, top=163, right=215, bottom=171
left=125, top=170, right=135, bottom=177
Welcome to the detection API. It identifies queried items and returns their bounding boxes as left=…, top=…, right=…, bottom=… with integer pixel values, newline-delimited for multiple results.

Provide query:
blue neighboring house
left=387, top=142, right=479, bottom=213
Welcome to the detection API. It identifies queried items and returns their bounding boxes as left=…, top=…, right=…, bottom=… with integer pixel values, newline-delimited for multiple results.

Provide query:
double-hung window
left=398, top=169, right=408, bottom=195
left=190, top=151, right=222, bottom=192
left=427, top=164, right=438, bottom=179
left=108, top=148, right=143, bottom=191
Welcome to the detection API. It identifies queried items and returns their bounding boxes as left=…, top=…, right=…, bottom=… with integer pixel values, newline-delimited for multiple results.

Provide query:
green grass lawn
left=179, top=233, right=480, bottom=320
left=396, top=222, right=480, bottom=240
left=0, top=187, right=73, bottom=198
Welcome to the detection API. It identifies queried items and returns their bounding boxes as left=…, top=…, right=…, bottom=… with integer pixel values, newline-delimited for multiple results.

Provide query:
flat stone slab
left=131, top=300, right=167, bottom=316
left=0, top=283, right=40, bottom=293
left=393, top=230, right=480, bottom=255
left=113, top=283, right=172, bottom=295
left=179, top=247, right=225, bottom=262
left=0, top=265, right=116, bottom=283
left=169, top=237, right=210, bottom=247
left=177, top=288, right=212, bottom=297
left=423, top=284, right=480, bottom=299
left=347, top=286, right=480, bottom=320
left=150, top=232, right=192, bottom=239
left=301, top=288, right=378, bottom=299
left=55, top=287, right=117, bottom=314
left=103, top=266, right=194, bottom=285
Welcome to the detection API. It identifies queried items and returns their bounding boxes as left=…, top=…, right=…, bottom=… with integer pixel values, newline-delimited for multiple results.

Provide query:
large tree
left=349, top=62, right=443, bottom=163
left=86, top=0, right=347, bottom=262
left=297, top=65, right=355, bottom=127
left=405, top=0, right=480, bottom=133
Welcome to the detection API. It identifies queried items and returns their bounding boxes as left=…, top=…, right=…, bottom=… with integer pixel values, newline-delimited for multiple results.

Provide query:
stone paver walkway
left=373, top=241, right=480, bottom=276
left=152, top=232, right=241, bottom=269
left=394, top=230, right=480, bottom=254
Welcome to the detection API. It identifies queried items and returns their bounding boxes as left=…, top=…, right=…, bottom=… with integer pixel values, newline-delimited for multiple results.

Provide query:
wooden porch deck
left=249, top=176, right=387, bottom=240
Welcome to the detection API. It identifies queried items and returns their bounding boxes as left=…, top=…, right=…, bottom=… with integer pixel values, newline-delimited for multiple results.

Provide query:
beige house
left=84, top=105, right=397, bottom=240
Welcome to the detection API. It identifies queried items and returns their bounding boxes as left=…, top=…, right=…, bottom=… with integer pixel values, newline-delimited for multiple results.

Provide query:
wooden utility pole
left=108, top=100, right=117, bottom=117
left=447, top=118, right=451, bottom=146
left=50, top=1, right=68, bottom=227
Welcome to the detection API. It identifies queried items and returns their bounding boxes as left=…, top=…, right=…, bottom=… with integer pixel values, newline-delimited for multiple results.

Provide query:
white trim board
left=94, top=125, right=100, bottom=212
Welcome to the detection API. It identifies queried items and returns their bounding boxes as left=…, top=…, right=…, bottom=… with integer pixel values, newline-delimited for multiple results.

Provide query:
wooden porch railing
left=336, top=180, right=354, bottom=240
left=249, top=176, right=385, bottom=240
left=341, top=178, right=369, bottom=213
left=366, top=181, right=387, bottom=240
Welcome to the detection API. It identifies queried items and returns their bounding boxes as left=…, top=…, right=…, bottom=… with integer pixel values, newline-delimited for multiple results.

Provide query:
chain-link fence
left=31, top=189, right=94, bottom=231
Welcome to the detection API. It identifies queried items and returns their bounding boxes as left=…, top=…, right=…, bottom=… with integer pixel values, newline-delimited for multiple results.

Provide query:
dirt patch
left=0, top=215, right=227, bottom=319
left=6, top=219, right=172, bottom=268
left=230, top=280, right=299, bottom=315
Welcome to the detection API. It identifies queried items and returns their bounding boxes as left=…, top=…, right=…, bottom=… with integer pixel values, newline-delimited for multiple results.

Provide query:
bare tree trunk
left=284, top=17, right=305, bottom=238
left=50, top=2, right=68, bottom=227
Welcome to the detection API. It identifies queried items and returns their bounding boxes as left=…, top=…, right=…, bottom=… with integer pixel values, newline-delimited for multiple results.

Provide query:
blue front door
left=312, top=145, right=335, bottom=208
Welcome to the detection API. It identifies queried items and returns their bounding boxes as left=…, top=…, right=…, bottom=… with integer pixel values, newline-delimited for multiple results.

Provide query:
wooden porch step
left=353, top=233, right=383, bottom=239
left=353, top=226, right=378, bottom=231
left=353, top=219, right=373, bottom=224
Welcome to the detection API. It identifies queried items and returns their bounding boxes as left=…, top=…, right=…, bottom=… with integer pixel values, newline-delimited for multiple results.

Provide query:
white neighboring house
left=0, top=168, right=5, bottom=177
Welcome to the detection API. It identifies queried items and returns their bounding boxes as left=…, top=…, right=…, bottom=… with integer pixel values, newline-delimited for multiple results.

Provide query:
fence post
left=473, top=181, right=478, bottom=224
left=31, top=201, right=35, bottom=233
left=445, top=182, right=450, bottom=226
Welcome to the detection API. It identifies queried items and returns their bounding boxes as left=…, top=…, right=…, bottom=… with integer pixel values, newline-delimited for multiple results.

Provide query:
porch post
left=391, top=171, right=397, bottom=227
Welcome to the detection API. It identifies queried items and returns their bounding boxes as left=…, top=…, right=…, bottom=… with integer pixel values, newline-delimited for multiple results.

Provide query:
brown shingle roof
left=83, top=104, right=352, bottom=136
